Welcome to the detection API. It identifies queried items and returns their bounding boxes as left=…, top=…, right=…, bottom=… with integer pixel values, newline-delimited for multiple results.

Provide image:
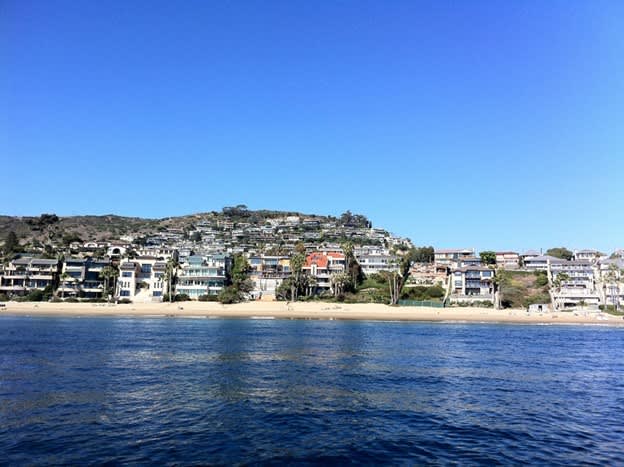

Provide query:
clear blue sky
left=2, top=1, right=623, bottom=253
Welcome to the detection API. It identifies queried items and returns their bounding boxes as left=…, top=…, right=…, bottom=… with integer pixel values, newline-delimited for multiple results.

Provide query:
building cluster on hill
left=1, top=211, right=622, bottom=311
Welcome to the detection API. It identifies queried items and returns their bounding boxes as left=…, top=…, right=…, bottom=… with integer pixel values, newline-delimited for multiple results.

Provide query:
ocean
left=1, top=316, right=623, bottom=464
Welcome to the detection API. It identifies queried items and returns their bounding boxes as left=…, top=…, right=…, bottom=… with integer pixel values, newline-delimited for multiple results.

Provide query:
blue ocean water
left=1, top=317, right=623, bottom=465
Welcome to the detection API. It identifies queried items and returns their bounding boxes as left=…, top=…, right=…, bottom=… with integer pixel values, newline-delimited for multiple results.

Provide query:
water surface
left=1, top=317, right=623, bottom=464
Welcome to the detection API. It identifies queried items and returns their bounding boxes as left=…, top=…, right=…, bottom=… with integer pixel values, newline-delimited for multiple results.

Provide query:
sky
left=2, top=0, right=623, bottom=253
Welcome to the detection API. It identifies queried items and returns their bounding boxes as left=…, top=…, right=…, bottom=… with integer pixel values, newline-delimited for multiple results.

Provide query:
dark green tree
left=4, top=231, right=18, bottom=254
left=479, top=251, right=497, bottom=265
left=546, top=247, right=574, bottom=261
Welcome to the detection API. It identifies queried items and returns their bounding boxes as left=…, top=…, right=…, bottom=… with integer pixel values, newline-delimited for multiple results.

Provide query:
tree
left=341, top=241, right=362, bottom=287
left=59, top=272, right=70, bottom=299
left=99, top=265, right=119, bottom=302
left=381, top=248, right=417, bottom=305
left=331, top=272, right=351, bottom=298
left=413, top=246, right=434, bottom=263
left=4, top=231, right=19, bottom=255
left=288, top=253, right=306, bottom=301
left=479, top=251, right=496, bottom=265
left=546, top=247, right=574, bottom=261
left=164, top=257, right=179, bottom=304
left=603, top=264, right=621, bottom=311
left=552, top=272, right=571, bottom=290
left=218, top=254, right=253, bottom=303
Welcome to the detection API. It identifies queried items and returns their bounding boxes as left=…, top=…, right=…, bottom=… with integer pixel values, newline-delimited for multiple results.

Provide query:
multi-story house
left=248, top=255, right=291, bottom=299
left=434, top=249, right=474, bottom=268
left=495, top=251, right=519, bottom=269
left=303, top=252, right=346, bottom=293
left=355, top=246, right=397, bottom=276
left=449, top=266, right=495, bottom=303
left=0, top=257, right=61, bottom=296
left=574, top=249, right=601, bottom=263
left=549, top=260, right=600, bottom=309
left=459, top=256, right=482, bottom=267
left=598, top=258, right=624, bottom=308
left=176, top=254, right=229, bottom=299
left=58, top=257, right=111, bottom=298
left=524, top=255, right=562, bottom=272
left=116, top=256, right=168, bottom=302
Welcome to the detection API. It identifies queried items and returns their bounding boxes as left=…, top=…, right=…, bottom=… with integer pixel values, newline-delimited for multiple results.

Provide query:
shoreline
left=1, top=301, right=623, bottom=326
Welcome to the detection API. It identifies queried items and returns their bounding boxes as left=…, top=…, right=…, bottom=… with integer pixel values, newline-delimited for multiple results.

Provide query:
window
left=141, top=264, right=152, bottom=273
left=122, top=272, right=132, bottom=277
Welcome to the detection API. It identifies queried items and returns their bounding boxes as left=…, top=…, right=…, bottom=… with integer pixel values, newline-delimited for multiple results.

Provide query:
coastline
left=1, top=301, right=622, bottom=326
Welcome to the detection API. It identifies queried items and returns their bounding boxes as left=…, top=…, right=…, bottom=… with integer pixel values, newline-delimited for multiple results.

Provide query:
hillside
left=0, top=207, right=388, bottom=254
left=498, top=270, right=551, bottom=308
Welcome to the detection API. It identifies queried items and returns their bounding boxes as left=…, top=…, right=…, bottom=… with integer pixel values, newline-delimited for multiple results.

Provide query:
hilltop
left=0, top=206, right=400, bottom=256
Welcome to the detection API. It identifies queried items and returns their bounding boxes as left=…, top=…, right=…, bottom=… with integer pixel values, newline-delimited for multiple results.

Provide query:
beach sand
left=1, top=300, right=622, bottom=325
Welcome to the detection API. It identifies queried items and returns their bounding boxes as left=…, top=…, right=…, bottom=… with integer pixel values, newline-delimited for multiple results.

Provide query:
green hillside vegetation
left=498, top=270, right=550, bottom=308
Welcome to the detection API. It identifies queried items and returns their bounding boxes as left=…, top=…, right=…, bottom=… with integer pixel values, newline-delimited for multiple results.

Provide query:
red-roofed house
left=302, top=252, right=346, bottom=293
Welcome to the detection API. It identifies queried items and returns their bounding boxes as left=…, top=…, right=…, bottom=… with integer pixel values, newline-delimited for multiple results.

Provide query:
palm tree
left=164, top=257, right=179, bottom=303
left=59, top=272, right=70, bottom=299
left=99, top=265, right=119, bottom=302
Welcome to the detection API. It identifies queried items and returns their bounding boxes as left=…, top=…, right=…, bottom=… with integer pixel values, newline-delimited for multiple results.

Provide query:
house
left=524, top=255, right=563, bottom=272
left=408, top=262, right=447, bottom=286
left=549, top=260, right=600, bottom=309
left=0, top=257, right=61, bottom=296
left=176, top=254, right=229, bottom=299
left=574, top=249, right=601, bottom=263
left=434, top=249, right=474, bottom=268
left=597, top=258, right=624, bottom=308
left=459, top=256, right=482, bottom=267
left=303, top=252, right=346, bottom=293
left=449, top=266, right=495, bottom=303
left=519, top=250, right=541, bottom=266
left=355, top=246, right=397, bottom=276
left=116, top=256, right=169, bottom=302
left=248, top=255, right=291, bottom=299
left=58, top=257, right=111, bottom=298
left=495, top=251, right=519, bottom=269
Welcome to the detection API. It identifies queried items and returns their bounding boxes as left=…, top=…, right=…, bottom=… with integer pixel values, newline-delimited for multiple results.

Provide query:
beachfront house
left=355, top=246, right=398, bottom=276
left=549, top=260, right=600, bottom=309
left=58, top=257, right=110, bottom=299
left=303, top=251, right=346, bottom=294
left=116, top=256, right=168, bottom=302
left=248, top=255, right=291, bottom=300
left=176, top=254, right=229, bottom=299
left=449, top=266, right=495, bottom=304
left=0, top=257, right=61, bottom=297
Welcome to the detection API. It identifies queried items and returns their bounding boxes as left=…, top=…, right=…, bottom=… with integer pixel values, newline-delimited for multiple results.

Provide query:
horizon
left=3, top=1, right=623, bottom=253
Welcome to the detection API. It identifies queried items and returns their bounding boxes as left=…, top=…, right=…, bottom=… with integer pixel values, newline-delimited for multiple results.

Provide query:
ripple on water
left=0, top=317, right=623, bottom=464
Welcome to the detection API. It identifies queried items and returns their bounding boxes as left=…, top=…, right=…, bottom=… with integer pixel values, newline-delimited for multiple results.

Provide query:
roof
left=30, top=259, right=59, bottom=265
left=305, top=252, right=328, bottom=268
left=525, top=255, right=564, bottom=263
left=495, top=251, right=519, bottom=256
left=435, top=249, right=473, bottom=254
left=520, top=250, right=541, bottom=256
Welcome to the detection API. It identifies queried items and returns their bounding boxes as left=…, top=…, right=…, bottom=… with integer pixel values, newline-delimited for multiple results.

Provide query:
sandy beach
left=1, top=300, right=622, bottom=325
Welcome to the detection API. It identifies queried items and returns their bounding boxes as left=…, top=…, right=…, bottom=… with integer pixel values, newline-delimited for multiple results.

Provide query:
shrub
left=64, top=297, right=79, bottom=303
left=118, top=298, right=132, bottom=304
left=198, top=294, right=219, bottom=302
left=174, top=294, right=190, bottom=302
